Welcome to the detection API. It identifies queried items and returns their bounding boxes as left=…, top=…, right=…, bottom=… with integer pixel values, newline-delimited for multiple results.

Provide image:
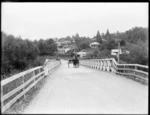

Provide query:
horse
left=68, top=59, right=73, bottom=67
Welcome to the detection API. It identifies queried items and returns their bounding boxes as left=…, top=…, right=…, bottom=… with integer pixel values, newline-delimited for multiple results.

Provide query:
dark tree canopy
left=105, top=29, right=111, bottom=40
left=120, top=39, right=126, bottom=46
left=1, top=32, right=58, bottom=78
left=95, top=30, right=102, bottom=44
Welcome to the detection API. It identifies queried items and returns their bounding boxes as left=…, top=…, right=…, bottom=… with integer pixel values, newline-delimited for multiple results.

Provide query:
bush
left=1, top=33, right=39, bottom=78
left=37, top=38, right=57, bottom=56
left=120, top=44, right=148, bottom=65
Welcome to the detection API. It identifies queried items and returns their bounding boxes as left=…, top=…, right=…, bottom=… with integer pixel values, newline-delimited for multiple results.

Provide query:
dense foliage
left=91, top=27, right=148, bottom=65
left=36, top=39, right=57, bottom=55
left=1, top=26, right=148, bottom=80
left=1, top=32, right=57, bottom=79
left=94, top=31, right=102, bottom=44
left=56, top=27, right=148, bottom=65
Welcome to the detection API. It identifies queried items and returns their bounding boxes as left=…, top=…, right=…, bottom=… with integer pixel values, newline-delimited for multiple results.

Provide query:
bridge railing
left=1, top=59, right=61, bottom=113
left=80, top=58, right=148, bottom=85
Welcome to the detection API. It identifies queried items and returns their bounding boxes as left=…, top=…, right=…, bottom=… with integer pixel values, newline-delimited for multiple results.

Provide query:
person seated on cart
left=73, top=55, right=79, bottom=68
left=76, top=55, right=80, bottom=67
left=72, top=56, right=76, bottom=67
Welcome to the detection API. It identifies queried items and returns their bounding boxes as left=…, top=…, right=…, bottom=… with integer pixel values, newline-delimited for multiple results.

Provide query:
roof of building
left=90, top=42, right=100, bottom=45
left=111, top=49, right=121, bottom=52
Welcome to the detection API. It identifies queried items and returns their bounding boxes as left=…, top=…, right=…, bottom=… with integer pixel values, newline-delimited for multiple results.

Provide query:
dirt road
left=24, top=60, right=148, bottom=114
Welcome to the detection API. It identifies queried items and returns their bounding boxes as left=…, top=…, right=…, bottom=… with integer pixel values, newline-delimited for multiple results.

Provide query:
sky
left=2, top=3, right=148, bottom=41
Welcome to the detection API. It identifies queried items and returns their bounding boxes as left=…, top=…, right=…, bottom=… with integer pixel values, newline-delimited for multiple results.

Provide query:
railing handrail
left=1, top=66, right=43, bottom=86
left=80, top=58, right=148, bottom=85
left=1, top=59, right=61, bottom=113
left=87, top=58, right=148, bottom=69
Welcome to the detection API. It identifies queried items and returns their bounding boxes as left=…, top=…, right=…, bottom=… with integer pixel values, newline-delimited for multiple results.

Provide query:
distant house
left=65, top=48, right=71, bottom=52
left=111, top=49, right=122, bottom=55
left=57, top=48, right=66, bottom=54
left=111, top=49, right=129, bottom=55
left=60, top=40, right=71, bottom=45
left=57, top=47, right=72, bottom=54
left=57, top=43, right=78, bottom=55
left=90, top=42, right=100, bottom=49
left=77, top=51, right=87, bottom=58
left=68, top=44, right=78, bottom=52
left=77, top=49, right=93, bottom=58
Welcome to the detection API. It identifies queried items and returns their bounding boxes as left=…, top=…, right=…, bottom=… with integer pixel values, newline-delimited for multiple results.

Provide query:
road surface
left=24, top=60, right=148, bottom=114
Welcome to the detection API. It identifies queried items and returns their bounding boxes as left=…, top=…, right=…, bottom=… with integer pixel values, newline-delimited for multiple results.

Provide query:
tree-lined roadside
left=1, top=32, right=57, bottom=80
left=83, top=27, right=148, bottom=65
left=1, top=26, right=148, bottom=80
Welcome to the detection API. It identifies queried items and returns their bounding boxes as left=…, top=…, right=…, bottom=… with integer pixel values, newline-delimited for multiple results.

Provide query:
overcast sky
left=2, top=3, right=148, bottom=41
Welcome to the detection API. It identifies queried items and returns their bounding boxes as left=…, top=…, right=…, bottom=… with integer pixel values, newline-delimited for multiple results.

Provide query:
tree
left=1, top=33, right=39, bottom=76
left=95, top=30, right=102, bottom=44
left=120, top=39, right=126, bottom=47
left=38, top=39, right=47, bottom=55
left=105, top=29, right=111, bottom=40
left=121, top=44, right=148, bottom=65
left=75, top=33, right=80, bottom=38
left=107, top=39, right=118, bottom=50
left=38, top=38, right=57, bottom=55
left=125, top=27, right=148, bottom=44
left=45, top=38, right=57, bottom=55
left=80, top=43, right=90, bottom=49
left=100, top=38, right=117, bottom=51
left=72, top=33, right=80, bottom=49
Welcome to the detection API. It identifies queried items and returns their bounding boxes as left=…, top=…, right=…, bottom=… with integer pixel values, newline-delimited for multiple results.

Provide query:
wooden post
left=1, top=85, right=4, bottom=113
left=134, top=65, right=137, bottom=79
left=34, top=70, right=37, bottom=89
left=118, top=42, right=120, bottom=64
left=135, top=65, right=137, bottom=70
left=123, top=65, right=125, bottom=76
left=22, top=75, right=26, bottom=100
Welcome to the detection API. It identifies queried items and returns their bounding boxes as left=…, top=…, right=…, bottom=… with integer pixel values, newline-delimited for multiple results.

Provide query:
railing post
left=123, top=65, right=125, bottom=76
left=112, top=60, right=115, bottom=73
left=105, top=60, right=107, bottom=71
left=1, top=85, right=4, bottom=113
left=103, top=60, right=105, bottom=71
left=135, top=65, right=137, bottom=70
left=93, top=60, right=95, bottom=68
left=107, top=60, right=110, bottom=72
left=22, top=74, right=26, bottom=100
left=96, top=60, right=98, bottom=69
left=97, top=60, right=100, bottom=69
left=110, top=60, right=112, bottom=72
left=99, top=61, right=102, bottom=70
left=106, top=60, right=108, bottom=71
left=103, top=61, right=105, bottom=71
left=134, top=65, right=137, bottom=78
left=33, top=70, right=37, bottom=89
left=118, top=42, right=120, bottom=64
left=95, top=60, right=96, bottom=69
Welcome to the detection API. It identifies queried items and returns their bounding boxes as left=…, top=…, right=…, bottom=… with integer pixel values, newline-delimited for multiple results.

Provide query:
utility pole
left=118, top=42, right=120, bottom=64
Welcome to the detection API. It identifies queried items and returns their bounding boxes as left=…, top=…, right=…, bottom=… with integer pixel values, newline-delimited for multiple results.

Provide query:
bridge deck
left=24, top=60, right=148, bottom=114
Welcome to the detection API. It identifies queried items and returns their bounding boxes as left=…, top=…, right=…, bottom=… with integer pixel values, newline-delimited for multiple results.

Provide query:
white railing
left=80, top=58, right=148, bottom=85
left=1, top=59, right=61, bottom=113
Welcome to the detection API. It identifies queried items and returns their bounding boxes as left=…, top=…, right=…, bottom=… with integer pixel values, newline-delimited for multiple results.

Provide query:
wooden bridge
left=1, top=58, right=148, bottom=114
